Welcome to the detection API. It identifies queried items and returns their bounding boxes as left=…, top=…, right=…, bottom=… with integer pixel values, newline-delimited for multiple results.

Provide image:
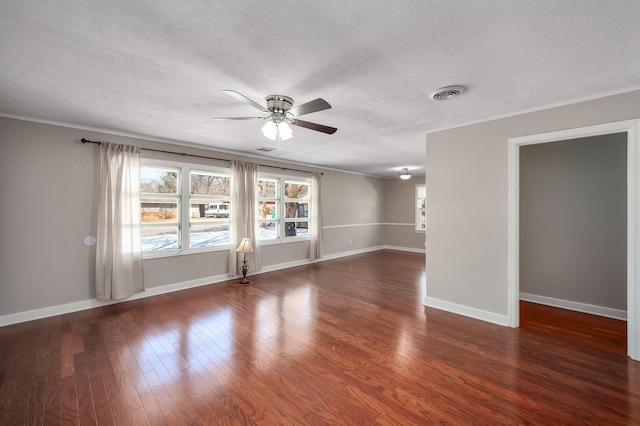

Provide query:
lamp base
left=239, top=260, right=250, bottom=285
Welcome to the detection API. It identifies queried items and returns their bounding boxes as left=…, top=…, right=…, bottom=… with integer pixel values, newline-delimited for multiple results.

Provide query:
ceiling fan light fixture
left=216, top=90, right=336, bottom=139
left=399, top=168, right=412, bottom=180
left=261, top=121, right=293, bottom=141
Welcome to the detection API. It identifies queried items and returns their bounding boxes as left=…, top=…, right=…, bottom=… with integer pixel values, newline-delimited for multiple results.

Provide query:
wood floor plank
left=1, top=250, right=639, bottom=424
left=73, top=350, right=98, bottom=425
left=60, top=374, right=79, bottom=426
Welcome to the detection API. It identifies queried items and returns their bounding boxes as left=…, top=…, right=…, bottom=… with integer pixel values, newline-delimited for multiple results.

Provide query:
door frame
left=508, top=119, right=640, bottom=361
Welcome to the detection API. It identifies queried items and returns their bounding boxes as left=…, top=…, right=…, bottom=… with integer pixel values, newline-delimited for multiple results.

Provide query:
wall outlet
left=349, top=239, right=352, bottom=245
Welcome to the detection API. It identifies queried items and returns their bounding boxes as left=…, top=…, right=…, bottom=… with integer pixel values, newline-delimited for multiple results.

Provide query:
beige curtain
left=310, top=172, right=323, bottom=259
left=95, top=142, right=144, bottom=301
left=229, top=160, right=260, bottom=275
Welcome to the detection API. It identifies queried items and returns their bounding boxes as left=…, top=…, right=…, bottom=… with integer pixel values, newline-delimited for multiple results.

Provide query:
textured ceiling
left=2, top=1, right=640, bottom=177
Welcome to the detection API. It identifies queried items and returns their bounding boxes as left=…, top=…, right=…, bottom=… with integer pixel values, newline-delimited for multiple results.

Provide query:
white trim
left=323, top=222, right=414, bottom=229
left=257, top=258, right=315, bottom=273
left=384, top=245, right=426, bottom=254
left=507, top=134, right=520, bottom=327
left=426, top=86, right=640, bottom=135
left=628, top=122, right=640, bottom=360
left=508, top=118, right=640, bottom=361
left=1, top=113, right=387, bottom=178
left=520, top=293, right=627, bottom=321
left=320, top=245, right=386, bottom=260
left=0, top=245, right=425, bottom=327
left=0, top=273, right=230, bottom=327
left=423, top=296, right=510, bottom=326
left=323, top=223, right=383, bottom=229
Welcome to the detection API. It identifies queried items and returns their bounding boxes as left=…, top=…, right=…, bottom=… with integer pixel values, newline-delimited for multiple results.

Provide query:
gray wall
left=383, top=176, right=426, bottom=250
left=426, top=89, right=640, bottom=318
left=0, top=116, right=421, bottom=319
left=520, top=134, right=627, bottom=310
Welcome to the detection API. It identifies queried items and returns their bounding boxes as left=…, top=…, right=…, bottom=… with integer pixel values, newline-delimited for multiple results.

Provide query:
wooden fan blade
left=288, top=98, right=331, bottom=117
left=212, top=117, right=266, bottom=120
left=222, top=90, right=268, bottom=112
left=291, top=119, right=337, bottom=135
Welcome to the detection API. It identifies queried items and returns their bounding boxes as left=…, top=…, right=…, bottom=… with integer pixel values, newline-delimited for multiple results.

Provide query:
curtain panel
left=229, top=160, right=260, bottom=275
left=95, top=142, right=144, bottom=301
left=310, top=172, right=324, bottom=259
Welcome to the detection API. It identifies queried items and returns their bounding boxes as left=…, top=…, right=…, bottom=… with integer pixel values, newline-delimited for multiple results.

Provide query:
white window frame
left=141, top=158, right=231, bottom=259
left=258, top=172, right=312, bottom=245
left=415, top=184, right=426, bottom=232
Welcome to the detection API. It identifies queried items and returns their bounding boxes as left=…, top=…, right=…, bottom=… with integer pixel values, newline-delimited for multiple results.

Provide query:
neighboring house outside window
left=416, top=184, right=426, bottom=231
left=140, top=160, right=230, bottom=256
left=258, top=174, right=312, bottom=243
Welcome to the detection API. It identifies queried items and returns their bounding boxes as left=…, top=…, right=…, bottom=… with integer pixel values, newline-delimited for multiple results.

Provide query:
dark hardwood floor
left=1, top=250, right=639, bottom=424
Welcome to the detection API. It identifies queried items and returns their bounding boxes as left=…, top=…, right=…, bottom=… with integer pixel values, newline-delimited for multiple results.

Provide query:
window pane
left=141, top=200, right=178, bottom=223
left=190, top=222, right=230, bottom=247
left=285, top=221, right=308, bottom=237
left=258, top=179, right=278, bottom=198
left=142, top=226, right=179, bottom=251
left=259, top=222, right=279, bottom=240
left=141, top=167, right=178, bottom=194
left=285, top=182, right=309, bottom=199
left=419, top=210, right=426, bottom=229
left=285, top=202, right=308, bottom=218
left=259, top=201, right=278, bottom=220
left=191, top=172, right=230, bottom=196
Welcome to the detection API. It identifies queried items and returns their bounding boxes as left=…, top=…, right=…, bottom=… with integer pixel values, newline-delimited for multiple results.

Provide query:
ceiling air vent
left=257, top=146, right=279, bottom=152
left=429, top=85, right=466, bottom=101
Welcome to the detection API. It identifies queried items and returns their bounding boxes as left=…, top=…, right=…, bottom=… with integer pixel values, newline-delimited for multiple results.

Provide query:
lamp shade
left=236, top=238, right=254, bottom=253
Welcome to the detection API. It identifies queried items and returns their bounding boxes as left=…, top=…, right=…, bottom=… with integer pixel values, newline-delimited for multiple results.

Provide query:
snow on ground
left=142, top=227, right=308, bottom=251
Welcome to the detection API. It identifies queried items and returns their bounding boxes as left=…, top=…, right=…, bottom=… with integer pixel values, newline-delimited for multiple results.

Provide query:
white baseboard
left=383, top=245, right=426, bottom=254
left=423, top=296, right=510, bottom=326
left=321, top=245, right=386, bottom=261
left=520, top=292, right=627, bottom=321
left=1, top=245, right=425, bottom=327
left=0, top=274, right=231, bottom=327
left=257, top=258, right=315, bottom=274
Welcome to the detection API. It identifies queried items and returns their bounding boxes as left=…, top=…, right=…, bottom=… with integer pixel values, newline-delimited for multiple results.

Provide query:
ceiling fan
left=213, top=90, right=337, bottom=140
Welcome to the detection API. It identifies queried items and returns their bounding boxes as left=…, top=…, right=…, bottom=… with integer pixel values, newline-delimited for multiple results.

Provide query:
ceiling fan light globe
left=261, top=121, right=277, bottom=140
left=279, top=122, right=293, bottom=140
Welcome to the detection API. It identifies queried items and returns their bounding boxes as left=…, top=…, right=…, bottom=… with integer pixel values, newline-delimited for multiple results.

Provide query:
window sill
left=259, top=237, right=311, bottom=246
left=142, top=244, right=229, bottom=260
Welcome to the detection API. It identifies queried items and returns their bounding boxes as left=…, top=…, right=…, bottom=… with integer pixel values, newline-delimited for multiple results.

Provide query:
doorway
left=507, top=119, right=640, bottom=361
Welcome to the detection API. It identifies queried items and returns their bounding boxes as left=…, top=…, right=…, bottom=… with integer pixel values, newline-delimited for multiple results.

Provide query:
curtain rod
left=81, top=138, right=321, bottom=175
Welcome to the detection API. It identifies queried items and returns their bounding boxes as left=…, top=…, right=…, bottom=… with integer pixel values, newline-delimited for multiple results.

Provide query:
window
left=189, top=171, right=230, bottom=249
left=140, top=165, right=180, bottom=251
left=141, top=160, right=230, bottom=255
left=416, top=184, right=426, bottom=231
left=258, top=177, right=279, bottom=240
left=258, top=174, right=311, bottom=242
left=284, top=180, right=309, bottom=237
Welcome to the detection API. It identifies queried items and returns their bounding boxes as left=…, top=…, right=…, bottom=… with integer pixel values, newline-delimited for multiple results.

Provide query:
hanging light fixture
left=261, top=120, right=293, bottom=140
left=399, top=168, right=412, bottom=180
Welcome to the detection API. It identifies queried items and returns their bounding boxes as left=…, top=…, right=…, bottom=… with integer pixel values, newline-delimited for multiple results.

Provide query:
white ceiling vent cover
left=429, top=86, right=466, bottom=101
